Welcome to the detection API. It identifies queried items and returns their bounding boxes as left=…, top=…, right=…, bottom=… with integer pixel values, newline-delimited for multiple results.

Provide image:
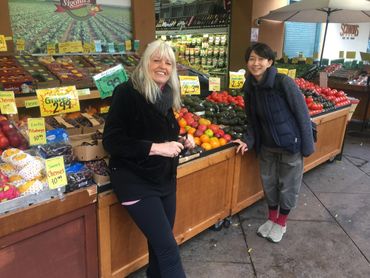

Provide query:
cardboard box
left=73, top=140, right=107, bottom=161
left=93, top=173, right=110, bottom=186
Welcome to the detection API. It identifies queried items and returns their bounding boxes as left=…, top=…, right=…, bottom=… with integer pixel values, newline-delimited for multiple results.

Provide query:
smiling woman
left=103, top=40, right=195, bottom=277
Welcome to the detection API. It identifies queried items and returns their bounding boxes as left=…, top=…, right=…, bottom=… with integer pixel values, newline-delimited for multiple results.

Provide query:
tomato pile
left=206, top=91, right=244, bottom=108
left=295, top=78, right=350, bottom=116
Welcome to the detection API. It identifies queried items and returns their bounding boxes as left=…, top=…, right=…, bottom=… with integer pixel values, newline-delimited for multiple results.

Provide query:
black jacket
left=243, top=66, right=315, bottom=157
left=103, top=80, right=180, bottom=202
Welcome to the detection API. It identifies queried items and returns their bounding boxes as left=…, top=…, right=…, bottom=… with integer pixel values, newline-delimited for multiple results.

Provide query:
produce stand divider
left=0, top=187, right=98, bottom=278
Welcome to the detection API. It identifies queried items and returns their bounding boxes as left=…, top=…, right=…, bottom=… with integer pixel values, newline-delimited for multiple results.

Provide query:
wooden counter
left=328, top=79, right=369, bottom=122
left=0, top=187, right=99, bottom=278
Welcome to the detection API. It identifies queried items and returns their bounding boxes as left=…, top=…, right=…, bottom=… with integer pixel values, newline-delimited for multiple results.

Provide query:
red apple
left=0, top=136, right=9, bottom=149
left=194, top=129, right=203, bottom=137
left=198, top=124, right=207, bottom=132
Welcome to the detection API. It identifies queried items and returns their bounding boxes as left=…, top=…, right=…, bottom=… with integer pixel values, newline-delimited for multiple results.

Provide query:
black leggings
left=125, top=192, right=186, bottom=278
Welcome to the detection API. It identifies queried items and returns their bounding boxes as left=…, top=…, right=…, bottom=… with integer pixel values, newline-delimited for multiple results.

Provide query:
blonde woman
left=103, top=40, right=193, bottom=277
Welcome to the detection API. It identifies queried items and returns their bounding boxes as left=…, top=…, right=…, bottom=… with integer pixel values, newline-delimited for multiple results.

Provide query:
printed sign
left=94, top=40, right=102, bottom=52
left=45, top=156, right=67, bottom=190
left=209, top=77, right=221, bottom=91
left=229, top=72, right=245, bottom=89
left=134, top=40, right=140, bottom=51
left=108, top=42, right=115, bottom=53
left=339, top=51, right=344, bottom=58
left=25, top=99, right=40, bottom=108
left=93, top=64, right=128, bottom=99
left=28, top=118, right=47, bottom=146
left=16, top=39, right=25, bottom=51
left=36, top=86, right=80, bottom=116
left=179, top=76, right=201, bottom=95
left=77, top=88, right=91, bottom=96
left=0, top=91, right=17, bottom=114
left=0, top=35, right=7, bottom=52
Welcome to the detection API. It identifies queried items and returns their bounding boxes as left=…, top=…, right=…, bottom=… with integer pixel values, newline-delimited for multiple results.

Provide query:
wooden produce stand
left=304, top=107, right=350, bottom=172
left=97, top=147, right=236, bottom=278
left=0, top=187, right=99, bottom=278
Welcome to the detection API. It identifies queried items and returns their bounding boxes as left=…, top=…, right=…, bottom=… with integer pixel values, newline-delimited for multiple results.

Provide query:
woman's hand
left=150, top=141, right=184, bottom=157
left=233, top=139, right=248, bottom=155
left=183, top=134, right=196, bottom=149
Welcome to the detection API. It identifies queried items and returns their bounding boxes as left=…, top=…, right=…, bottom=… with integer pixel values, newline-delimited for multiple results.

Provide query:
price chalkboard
left=93, top=64, right=128, bottom=99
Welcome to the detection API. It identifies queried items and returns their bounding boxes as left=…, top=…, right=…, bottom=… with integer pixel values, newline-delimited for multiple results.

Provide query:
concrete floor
left=129, top=130, right=370, bottom=278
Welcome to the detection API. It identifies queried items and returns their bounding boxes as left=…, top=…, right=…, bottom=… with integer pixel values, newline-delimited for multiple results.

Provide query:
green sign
left=93, top=64, right=128, bottom=99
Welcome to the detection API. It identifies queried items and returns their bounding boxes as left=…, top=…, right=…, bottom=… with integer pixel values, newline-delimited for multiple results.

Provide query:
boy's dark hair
left=244, top=42, right=276, bottom=65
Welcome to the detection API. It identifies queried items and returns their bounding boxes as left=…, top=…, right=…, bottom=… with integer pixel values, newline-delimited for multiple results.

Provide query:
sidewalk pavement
left=130, top=132, right=370, bottom=278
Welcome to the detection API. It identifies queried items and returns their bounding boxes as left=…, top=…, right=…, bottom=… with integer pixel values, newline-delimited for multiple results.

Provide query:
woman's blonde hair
left=131, top=40, right=181, bottom=110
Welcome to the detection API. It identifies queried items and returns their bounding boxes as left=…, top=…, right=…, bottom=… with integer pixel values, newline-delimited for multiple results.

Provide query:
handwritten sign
left=47, top=43, right=56, bottom=55
left=83, top=42, right=95, bottom=53
left=0, top=35, right=7, bottom=52
left=28, top=118, right=47, bottom=146
left=93, top=64, right=128, bottom=99
left=36, top=86, right=80, bottom=116
left=125, top=40, right=132, bottom=51
left=25, top=99, right=39, bottom=108
left=288, top=69, right=297, bottom=79
left=277, top=68, right=289, bottom=75
left=229, top=72, right=245, bottom=89
left=346, top=51, right=356, bottom=59
left=0, top=91, right=17, bottom=114
left=291, top=58, right=298, bottom=64
left=100, top=106, right=110, bottom=114
left=45, top=156, right=67, bottom=190
left=16, top=39, right=25, bottom=51
left=58, top=41, right=83, bottom=54
left=209, top=77, right=221, bottom=91
left=94, top=40, right=102, bottom=52
left=179, top=76, right=201, bottom=95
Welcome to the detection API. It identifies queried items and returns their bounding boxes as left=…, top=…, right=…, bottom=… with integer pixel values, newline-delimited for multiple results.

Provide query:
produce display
left=0, top=56, right=34, bottom=93
left=0, top=115, right=28, bottom=152
left=295, top=78, right=350, bottom=116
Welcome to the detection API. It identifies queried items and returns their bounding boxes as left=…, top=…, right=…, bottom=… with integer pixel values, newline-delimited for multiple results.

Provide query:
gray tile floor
left=129, top=131, right=370, bottom=278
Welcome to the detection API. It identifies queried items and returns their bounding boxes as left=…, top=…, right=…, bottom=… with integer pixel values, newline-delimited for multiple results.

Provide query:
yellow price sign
left=346, top=51, right=356, bottom=59
left=25, top=99, right=39, bottom=108
left=58, top=41, right=83, bottom=54
left=306, top=58, right=314, bottom=65
left=83, top=42, right=94, bottom=53
left=288, top=69, right=297, bottom=79
left=45, top=156, right=67, bottom=190
left=47, top=43, right=56, bottom=55
left=209, top=77, right=221, bottom=91
left=0, top=35, right=7, bottom=52
left=36, top=86, right=80, bottom=117
left=16, top=39, right=25, bottom=51
left=125, top=40, right=132, bottom=51
left=100, top=106, right=110, bottom=114
left=229, top=72, right=245, bottom=89
left=277, top=68, right=289, bottom=75
left=27, top=118, right=47, bottom=146
left=291, top=58, right=298, bottom=64
left=179, top=76, right=201, bottom=95
left=0, top=91, right=18, bottom=114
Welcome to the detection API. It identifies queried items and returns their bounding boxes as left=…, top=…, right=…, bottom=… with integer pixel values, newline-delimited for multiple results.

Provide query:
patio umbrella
left=260, top=0, right=370, bottom=65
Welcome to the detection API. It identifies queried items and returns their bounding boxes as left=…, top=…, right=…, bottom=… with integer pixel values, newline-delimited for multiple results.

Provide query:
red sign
left=55, top=0, right=102, bottom=17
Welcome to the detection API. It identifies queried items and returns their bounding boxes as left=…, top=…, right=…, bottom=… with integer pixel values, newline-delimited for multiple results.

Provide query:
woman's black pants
left=125, top=192, right=186, bottom=278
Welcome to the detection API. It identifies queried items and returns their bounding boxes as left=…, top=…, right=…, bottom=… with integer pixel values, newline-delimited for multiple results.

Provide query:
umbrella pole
left=319, top=10, right=331, bottom=67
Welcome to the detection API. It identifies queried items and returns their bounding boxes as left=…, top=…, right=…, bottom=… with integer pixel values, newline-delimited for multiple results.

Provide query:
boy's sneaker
left=267, top=223, right=287, bottom=243
left=257, top=220, right=274, bottom=238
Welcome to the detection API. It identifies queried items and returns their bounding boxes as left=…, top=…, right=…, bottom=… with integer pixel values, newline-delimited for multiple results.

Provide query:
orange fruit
left=198, top=118, right=211, bottom=126
left=200, top=134, right=210, bottom=143
left=201, top=142, right=212, bottom=151
left=194, top=137, right=201, bottom=146
left=187, top=127, right=196, bottom=135
left=178, top=118, right=187, bottom=128
left=209, top=138, right=220, bottom=149
left=219, top=138, right=227, bottom=146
